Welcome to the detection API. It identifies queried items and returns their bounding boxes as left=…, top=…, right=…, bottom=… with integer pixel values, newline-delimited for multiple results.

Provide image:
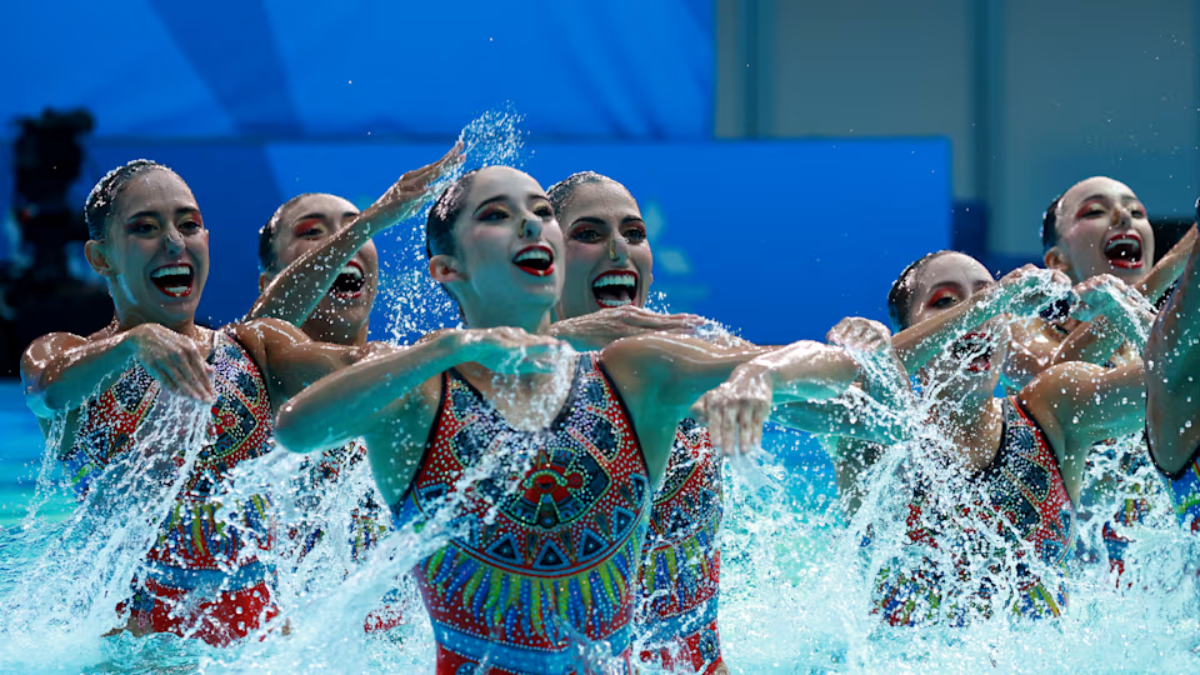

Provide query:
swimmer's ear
left=429, top=254, right=465, bottom=284
left=1044, top=246, right=1070, bottom=275
left=84, top=240, right=115, bottom=277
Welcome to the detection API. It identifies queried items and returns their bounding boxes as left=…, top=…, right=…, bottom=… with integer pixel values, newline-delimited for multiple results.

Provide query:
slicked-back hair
left=1041, top=195, right=1063, bottom=253
left=546, top=171, right=632, bottom=219
left=258, top=192, right=322, bottom=273
left=84, top=159, right=176, bottom=241
left=425, top=170, right=480, bottom=259
left=887, top=250, right=958, bottom=331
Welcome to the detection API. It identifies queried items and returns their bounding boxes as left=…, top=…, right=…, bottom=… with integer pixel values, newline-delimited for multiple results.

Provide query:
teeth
left=151, top=265, right=190, bottom=278
left=338, top=265, right=363, bottom=279
left=1105, top=237, right=1141, bottom=253
left=593, top=273, right=637, bottom=289
left=597, top=298, right=634, bottom=308
left=515, top=248, right=551, bottom=263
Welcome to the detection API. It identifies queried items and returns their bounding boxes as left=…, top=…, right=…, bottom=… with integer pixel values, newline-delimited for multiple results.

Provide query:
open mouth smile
left=150, top=263, right=195, bottom=298
left=951, top=331, right=993, bottom=373
left=592, top=270, right=639, bottom=308
left=1104, top=232, right=1144, bottom=270
left=330, top=261, right=366, bottom=299
left=513, top=245, right=555, bottom=277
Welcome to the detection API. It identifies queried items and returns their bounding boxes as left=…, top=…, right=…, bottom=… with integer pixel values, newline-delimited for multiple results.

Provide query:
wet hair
left=546, top=171, right=633, bottom=219
left=425, top=170, right=480, bottom=259
left=84, top=159, right=176, bottom=241
left=258, top=192, right=321, bottom=273
left=1040, top=195, right=1063, bottom=253
left=887, top=250, right=958, bottom=331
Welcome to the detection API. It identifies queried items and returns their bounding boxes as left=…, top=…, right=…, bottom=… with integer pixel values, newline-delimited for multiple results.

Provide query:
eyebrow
left=1078, top=193, right=1139, bottom=205
left=473, top=196, right=508, bottom=212
left=126, top=207, right=199, bottom=222
left=571, top=216, right=609, bottom=227
left=292, top=212, right=331, bottom=224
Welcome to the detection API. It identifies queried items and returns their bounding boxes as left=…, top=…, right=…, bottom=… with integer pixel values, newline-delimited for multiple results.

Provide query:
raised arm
left=248, top=143, right=462, bottom=325
left=1137, top=224, right=1197, bottom=304
left=274, top=327, right=563, bottom=454
left=21, top=325, right=215, bottom=418
left=1019, top=360, right=1146, bottom=502
left=1146, top=230, right=1200, bottom=474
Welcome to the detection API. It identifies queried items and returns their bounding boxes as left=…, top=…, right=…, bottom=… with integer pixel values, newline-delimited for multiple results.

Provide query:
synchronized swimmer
left=17, top=147, right=1200, bottom=674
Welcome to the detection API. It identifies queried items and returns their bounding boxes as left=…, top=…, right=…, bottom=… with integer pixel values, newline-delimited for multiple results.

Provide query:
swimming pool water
left=0, top=381, right=75, bottom=527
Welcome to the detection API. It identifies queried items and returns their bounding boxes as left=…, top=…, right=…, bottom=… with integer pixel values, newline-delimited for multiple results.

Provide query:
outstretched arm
left=249, top=143, right=462, bottom=325
left=894, top=265, right=1070, bottom=373
left=769, top=318, right=913, bottom=446
left=274, top=327, right=563, bottom=454
left=21, top=325, right=216, bottom=418
left=547, top=306, right=704, bottom=351
left=1146, top=231, right=1200, bottom=474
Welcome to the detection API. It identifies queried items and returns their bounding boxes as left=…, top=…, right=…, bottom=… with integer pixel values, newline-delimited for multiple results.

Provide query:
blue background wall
left=80, top=138, right=950, bottom=345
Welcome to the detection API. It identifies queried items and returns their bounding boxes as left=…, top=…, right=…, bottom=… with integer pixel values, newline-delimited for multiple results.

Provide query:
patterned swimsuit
left=61, top=330, right=276, bottom=646
left=637, top=418, right=724, bottom=674
left=291, top=440, right=402, bottom=632
left=874, top=398, right=1076, bottom=625
left=391, top=355, right=651, bottom=675
left=1149, top=435, right=1200, bottom=531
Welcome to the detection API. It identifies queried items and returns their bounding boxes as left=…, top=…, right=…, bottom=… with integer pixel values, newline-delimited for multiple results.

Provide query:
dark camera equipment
left=13, top=108, right=94, bottom=281
left=2, top=108, right=111, bottom=375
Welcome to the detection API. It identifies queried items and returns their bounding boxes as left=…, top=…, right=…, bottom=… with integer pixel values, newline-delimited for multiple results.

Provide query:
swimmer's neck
left=930, top=386, right=997, bottom=433
left=111, top=307, right=205, bottom=341
left=462, top=304, right=554, bottom=336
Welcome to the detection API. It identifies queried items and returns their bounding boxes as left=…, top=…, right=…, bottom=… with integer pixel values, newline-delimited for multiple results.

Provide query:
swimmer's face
left=87, top=168, right=209, bottom=327
left=1048, top=177, right=1153, bottom=285
left=432, top=167, right=563, bottom=315
left=555, top=180, right=652, bottom=320
left=908, top=253, right=1007, bottom=386
left=263, top=193, right=378, bottom=334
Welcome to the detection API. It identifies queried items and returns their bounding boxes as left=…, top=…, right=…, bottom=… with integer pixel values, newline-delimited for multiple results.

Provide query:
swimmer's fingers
left=145, top=359, right=197, bottom=401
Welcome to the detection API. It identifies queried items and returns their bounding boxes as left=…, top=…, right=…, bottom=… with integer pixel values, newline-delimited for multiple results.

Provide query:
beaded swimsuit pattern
left=61, top=330, right=276, bottom=646
left=391, top=354, right=650, bottom=675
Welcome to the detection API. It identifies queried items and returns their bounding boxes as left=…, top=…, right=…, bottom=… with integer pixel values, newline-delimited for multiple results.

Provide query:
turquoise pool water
left=2, top=376, right=1199, bottom=674
left=0, top=382, right=74, bottom=527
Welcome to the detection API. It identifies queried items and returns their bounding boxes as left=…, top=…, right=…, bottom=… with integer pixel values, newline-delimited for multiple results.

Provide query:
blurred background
left=2, top=0, right=1198, bottom=374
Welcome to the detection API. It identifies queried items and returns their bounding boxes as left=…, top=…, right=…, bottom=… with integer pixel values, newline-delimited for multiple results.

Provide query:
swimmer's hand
left=691, top=364, right=772, bottom=456
left=989, top=265, right=1076, bottom=318
left=358, top=141, right=464, bottom=233
left=826, top=317, right=912, bottom=410
left=127, top=324, right=216, bottom=402
left=460, top=327, right=567, bottom=375
left=548, top=306, right=705, bottom=351
left=1071, top=274, right=1155, bottom=347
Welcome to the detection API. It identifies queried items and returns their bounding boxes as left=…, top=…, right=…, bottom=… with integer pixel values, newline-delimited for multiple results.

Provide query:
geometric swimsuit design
left=874, top=398, right=1077, bottom=626
left=61, top=330, right=276, bottom=646
left=637, top=418, right=725, bottom=674
left=391, top=354, right=649, bottom=675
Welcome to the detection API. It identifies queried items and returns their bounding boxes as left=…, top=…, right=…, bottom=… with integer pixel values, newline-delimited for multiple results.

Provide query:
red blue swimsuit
left=637, top=418, right=724, bottom=674
left=874, top=398, right=1076, bottom=625
left=60, top=331, right=276, bottom=646
left=1149, top=437, right=1200, bottom=531
left=291, top=440, right=401, bottom=632
left=391, top=355, right=650, bottom=674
